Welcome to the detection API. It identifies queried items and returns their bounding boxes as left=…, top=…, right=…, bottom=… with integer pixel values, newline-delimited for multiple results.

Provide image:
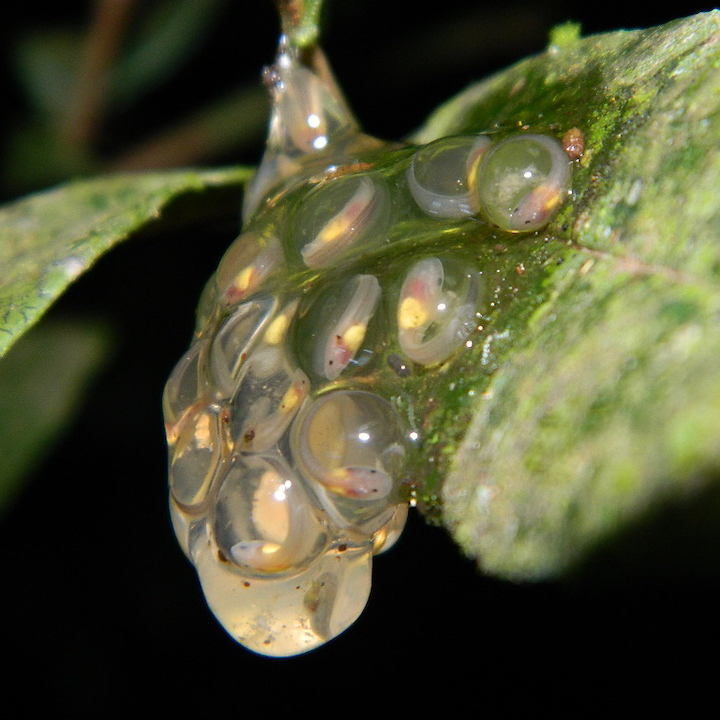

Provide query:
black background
left=1, top=1, right=718, bottom=711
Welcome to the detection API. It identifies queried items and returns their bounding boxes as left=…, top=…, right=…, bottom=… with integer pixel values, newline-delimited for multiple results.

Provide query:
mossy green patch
left=402, top=12, right=720, bottom=578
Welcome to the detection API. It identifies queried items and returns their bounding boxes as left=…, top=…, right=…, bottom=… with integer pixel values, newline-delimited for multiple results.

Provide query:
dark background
left=1, top=1, right=718, bottom=711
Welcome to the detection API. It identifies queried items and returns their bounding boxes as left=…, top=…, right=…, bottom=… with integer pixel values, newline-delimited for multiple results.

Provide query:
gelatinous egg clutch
left=163, top=46, right=572, bottom=656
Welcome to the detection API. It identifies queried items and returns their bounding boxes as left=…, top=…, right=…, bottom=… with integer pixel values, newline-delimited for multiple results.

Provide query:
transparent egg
left=314, top=274, right=382, bottom=380
left=215, top=231, right=283, bottom=308
left=319, top=275, right=381, bottom=379
left=208, top=294, right=277, bottom=396
left=475, top=133, right=571, bottom=232
left=407, top=134, right=491, bottom=218
left=169, top=405, right=226, bottom=511
left=293, top=175, right=390, bottom=269
left=268, top=62, right=357, bottom=159
left=262, top=298, right=299, bottom=348
left=292, top=274, right=384, bottom=382
left=397, top=257, right=479, bottom=366
left=242, top=42, right=370, bottom=220
left=230, top=359, right=310, bottom=454
left=291, top=389, right=406, bottom=532
left=163, top=342, right=204, bottom=445
left=213, top=455, right=329, bottom=575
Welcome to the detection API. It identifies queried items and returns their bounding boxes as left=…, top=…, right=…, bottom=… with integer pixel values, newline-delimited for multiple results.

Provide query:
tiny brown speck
left=562, top=127, right=585, bottom=160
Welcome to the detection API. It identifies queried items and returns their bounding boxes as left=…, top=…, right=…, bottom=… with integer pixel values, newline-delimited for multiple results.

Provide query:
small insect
left=164, top=33, right=572, bottom=656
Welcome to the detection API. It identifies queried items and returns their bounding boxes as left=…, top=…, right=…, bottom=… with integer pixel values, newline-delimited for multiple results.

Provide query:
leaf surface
left=0, top=167, right=252, bottom=360
left=408, top=12, right=720, bottom=578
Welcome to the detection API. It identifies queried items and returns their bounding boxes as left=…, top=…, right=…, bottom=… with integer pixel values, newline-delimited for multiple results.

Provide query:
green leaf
left=0, top=166, right=253, bottom=360
left=0, top=319, right=110, bottom=515
left=11, top=28, right=82, bottom=117
left=408, top=12, right=720, bottom=579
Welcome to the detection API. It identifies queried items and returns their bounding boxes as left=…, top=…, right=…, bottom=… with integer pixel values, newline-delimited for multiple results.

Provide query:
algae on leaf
left=412, top=12, right=720, bottom=579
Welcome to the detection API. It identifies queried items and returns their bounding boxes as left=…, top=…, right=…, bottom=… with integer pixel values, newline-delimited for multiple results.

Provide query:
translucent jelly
left=165, top=34, right=572, bottom=656
left=397, top=257, right=480, bottom=366
left=407, top=134, right=490, bottom=218
left=474, top=133, right=572, bottom=232
left=295, top=176, right=389, bottom=269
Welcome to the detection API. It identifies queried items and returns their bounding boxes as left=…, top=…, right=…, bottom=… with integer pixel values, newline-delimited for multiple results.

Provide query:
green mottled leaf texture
left=0, top=167, right=252, bottom=360
left=410, top=12, right=720, bottom=579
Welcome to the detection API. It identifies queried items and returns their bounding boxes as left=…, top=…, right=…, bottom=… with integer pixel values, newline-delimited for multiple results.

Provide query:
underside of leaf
left=410, top=12, right=720, bottom=579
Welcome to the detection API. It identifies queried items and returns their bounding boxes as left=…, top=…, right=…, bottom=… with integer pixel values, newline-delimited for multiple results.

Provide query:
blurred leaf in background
left=2, top=0, right=271, bottom=196
left=0, top=319, right=109, bottom=515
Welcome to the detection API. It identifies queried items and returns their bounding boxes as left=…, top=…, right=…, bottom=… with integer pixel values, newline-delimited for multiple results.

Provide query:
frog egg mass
left=163, top=37, right=572, bottom=656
